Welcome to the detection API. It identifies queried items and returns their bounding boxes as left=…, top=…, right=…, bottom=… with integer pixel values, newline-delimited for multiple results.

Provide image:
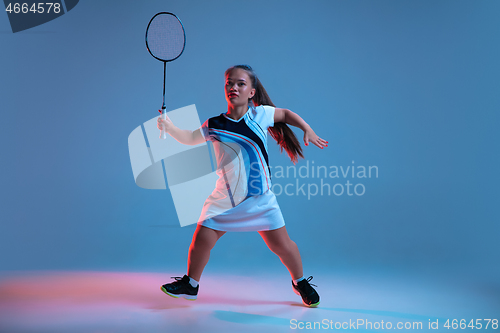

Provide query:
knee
left=190, top=227, right=223, bottom=252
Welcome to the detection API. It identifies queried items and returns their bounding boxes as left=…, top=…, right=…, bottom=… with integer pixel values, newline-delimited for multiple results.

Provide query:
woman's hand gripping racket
left=145, top=12, right=186, bottom=139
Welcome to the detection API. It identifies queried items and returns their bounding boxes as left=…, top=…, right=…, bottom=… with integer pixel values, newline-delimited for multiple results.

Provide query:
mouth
left=228, top=93, right=238, bottom=98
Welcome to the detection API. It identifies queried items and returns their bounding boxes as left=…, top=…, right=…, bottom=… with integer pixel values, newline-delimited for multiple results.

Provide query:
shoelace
left=305, top=276, right=318, bottom=288
left=170, top=276, right=184, bottom=282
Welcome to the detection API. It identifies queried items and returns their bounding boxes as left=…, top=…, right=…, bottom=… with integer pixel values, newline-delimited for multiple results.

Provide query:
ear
left=250, top=88, right=256, bottom=99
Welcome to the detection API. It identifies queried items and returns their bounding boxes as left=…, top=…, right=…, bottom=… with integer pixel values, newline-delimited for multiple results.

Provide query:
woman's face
left=225, top=68, right=255, bottom=106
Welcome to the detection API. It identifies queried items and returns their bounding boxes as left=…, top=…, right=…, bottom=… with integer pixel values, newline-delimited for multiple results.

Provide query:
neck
left=226, top=103, right=249, bottom=120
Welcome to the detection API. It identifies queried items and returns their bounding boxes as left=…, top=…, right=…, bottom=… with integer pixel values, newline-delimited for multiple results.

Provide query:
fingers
left=304, top=129, right=328, bottom=149
left=318, top=138, right=328, bottom=148
left=157, top=117, right=165, bottom=130
left=317, top=137, right=328, bottom=149
left=308, top=137, right=329, bottom=149
left=312, top=140, right=323, bottom=149
left=157, top=116, right=170, bottom=124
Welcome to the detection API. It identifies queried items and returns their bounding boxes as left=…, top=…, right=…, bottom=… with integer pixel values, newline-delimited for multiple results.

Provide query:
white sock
left=293, top=276, right=305, bottom=285
left=188, top=276, right=199, bottom=288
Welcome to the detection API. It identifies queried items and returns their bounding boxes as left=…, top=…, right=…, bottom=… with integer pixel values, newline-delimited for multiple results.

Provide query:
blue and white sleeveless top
left=200, top=105, right=275, bottom=207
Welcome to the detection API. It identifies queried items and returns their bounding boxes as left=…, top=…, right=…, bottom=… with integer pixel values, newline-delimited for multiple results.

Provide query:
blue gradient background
left=1, top=0, right=498, bottom=288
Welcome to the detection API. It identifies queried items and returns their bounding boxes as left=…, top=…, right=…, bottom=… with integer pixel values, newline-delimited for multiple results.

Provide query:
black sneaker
left=161, top=275, right=198, bottom=300
left=292, top=276, right=320, bottom=307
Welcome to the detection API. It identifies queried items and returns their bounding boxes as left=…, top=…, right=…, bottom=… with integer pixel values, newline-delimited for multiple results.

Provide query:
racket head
left=145, top=12, right=186, bottom=62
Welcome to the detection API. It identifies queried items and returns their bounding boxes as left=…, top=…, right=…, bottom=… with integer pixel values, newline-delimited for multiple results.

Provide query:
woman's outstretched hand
left=304, top=127, right=328, bottom=149
left=157, top=112, right=173, bottom=132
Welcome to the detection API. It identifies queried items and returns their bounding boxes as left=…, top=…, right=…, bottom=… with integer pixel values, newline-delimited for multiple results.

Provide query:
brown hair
left=225, top=64, right=304, bottom=164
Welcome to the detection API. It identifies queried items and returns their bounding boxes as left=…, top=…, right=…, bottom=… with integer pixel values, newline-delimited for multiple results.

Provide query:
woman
left=157, top=65, right=327, bottom=307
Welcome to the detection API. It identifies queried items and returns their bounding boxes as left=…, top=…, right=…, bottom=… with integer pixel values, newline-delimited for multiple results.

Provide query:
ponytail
left=225, top=65, right=304, bottom=164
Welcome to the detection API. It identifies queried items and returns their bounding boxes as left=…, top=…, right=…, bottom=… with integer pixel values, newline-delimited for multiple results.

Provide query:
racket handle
left=160, top=112, right=167, bottom=139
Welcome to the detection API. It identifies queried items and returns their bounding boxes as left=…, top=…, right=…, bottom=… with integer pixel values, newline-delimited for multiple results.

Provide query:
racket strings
left=147, top=15, right=185, bottom=61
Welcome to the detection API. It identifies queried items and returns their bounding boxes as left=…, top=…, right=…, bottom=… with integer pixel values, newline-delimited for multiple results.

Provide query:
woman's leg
left=258, top=226, right=303, bottom=280
left=187, top=224, right=226, bottom=281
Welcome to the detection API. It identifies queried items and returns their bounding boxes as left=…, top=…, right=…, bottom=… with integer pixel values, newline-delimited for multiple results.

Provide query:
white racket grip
left=160, top=112, right=167, bottom=139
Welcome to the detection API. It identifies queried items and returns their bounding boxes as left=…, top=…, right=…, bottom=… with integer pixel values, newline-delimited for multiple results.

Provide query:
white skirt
left=198, top=189, right=285, bottom=232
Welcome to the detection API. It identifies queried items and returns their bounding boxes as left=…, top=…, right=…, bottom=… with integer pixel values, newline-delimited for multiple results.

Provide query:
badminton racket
left=145, top=12, right=186, bottom=139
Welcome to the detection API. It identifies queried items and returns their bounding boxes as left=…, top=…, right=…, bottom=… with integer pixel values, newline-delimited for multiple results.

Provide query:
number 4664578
left=444, top=319, right=498, bottom=330
left=5, top=3, right=61, bottom=14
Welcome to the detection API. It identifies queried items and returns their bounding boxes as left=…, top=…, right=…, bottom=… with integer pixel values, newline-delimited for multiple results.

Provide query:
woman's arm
left=157, top=115, right=206, bottom=146
left=274, top=108, right=328, bottom=149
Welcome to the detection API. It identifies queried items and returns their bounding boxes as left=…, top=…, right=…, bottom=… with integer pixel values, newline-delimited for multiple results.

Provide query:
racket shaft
left=160, top=63, right=167, bottom=139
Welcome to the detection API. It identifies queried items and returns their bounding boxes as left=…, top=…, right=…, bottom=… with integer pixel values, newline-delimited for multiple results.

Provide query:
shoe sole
left=293, top=286, right=320, bottom=307
left=161, top=286, right=197, bottom=300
